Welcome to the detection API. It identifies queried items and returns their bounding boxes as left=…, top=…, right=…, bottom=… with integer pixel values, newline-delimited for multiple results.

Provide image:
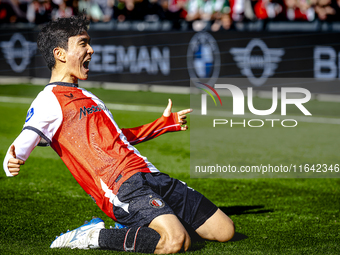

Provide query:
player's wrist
left=3, top=151, right=14, bottom=177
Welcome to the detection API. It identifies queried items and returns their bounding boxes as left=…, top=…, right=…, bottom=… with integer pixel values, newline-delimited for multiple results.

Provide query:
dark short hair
left=37, top=14, right=90, bottom=70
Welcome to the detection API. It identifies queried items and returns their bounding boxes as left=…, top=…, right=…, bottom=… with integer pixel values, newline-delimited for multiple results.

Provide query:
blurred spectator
left=185, top=0, right=201, bottom=22
left=167, top=0, right=187, bottom=16
left=94, top=0, right=114, bottom=21
left=186, top=0, right=233, bottom=31
left=115, top=0, right=160, bottom=21
left=115, top=0, right=137, bottom=21
left=315, top=0, right=339, bottom=20
left=70, top=0, right=79, bottom=15
left=329, top=0, right=340, bottom=20
left=159, top=0, right=187, bottom=28
left=27, top=0, right=52, bottom=23
left=0, top=0, right=17, bottom=23
left=211, top=0, right=233, bottom=31
left=78, top=0, right=105, bottom=22
left=127, top=0, right=151, bottom=20
left=0, top=0, right=27, bottom=23
left=254, top=0, right=283, bottom=19
left=284, top=0, right=316, bottom=21
left=229, top=0, right=259, bottom=21
left=51, top=0, right=62, bottom=7
left=186, top=0, right=218, bottom=22
left=229, top=0, right=245, bottom=21
left=133, top=0, right=152, bottom=20
left=145, top=0, right=166, bottom=21
left=167, top=0, right=187, bottom=13
left=52, top=0, right=73, bottom=20
left=1, top=0, right=340, bottom=26
left=185, top=0, right=213, bottom=31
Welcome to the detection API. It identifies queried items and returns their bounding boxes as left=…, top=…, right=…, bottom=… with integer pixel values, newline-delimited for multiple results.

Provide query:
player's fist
left=7, top=145, right=24, bottom=176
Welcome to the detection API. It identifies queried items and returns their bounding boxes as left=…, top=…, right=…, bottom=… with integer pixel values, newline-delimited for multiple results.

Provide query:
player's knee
left=169, top=235, right=185, bottom=253
left=216, top=220, right=235, bottom=242
left=162, top=232, right=190, bottom=253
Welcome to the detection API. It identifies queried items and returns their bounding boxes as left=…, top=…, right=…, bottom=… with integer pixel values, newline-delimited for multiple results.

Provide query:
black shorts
left=113, top=172, right=218, bottom=230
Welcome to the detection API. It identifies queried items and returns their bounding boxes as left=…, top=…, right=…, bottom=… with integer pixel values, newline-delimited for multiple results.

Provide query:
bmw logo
left=187, top=32, right=221, bottom=86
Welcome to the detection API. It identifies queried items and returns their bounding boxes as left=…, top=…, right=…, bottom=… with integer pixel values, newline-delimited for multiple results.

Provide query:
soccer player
left=3, top=14, right=235, bottom=254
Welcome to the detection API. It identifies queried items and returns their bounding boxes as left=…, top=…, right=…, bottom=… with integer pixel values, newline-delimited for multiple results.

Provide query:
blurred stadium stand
left=0, top=0, right=340, bottom=31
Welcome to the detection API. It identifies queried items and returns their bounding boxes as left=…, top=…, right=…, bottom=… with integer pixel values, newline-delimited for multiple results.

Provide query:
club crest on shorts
left=149, top=198, right=165, bottom=208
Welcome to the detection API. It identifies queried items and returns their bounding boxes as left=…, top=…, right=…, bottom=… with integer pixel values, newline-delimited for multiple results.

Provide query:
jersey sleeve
left=121, top=112, right=181, bottom=145
left=3, top=88, right=63, bottom=177
left=23, top=88, right=63, bottom=145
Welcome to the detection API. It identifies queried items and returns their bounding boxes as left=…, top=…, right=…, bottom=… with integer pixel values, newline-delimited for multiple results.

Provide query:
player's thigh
left=114, top=173, right=175, bottom=227
left=195, top=208, right=235, bottom=242
left=148, top=172, right=209, bottom=229
left=149, top=214, right=191, bottom=254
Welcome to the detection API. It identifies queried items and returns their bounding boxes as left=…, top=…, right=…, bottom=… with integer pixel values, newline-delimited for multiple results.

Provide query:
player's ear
left=53, top=47, right=66, bottom=63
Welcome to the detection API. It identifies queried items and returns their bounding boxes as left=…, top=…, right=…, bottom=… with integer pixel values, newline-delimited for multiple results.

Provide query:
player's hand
left=7, top=145, right=25, bottom=176
left=163, top=99, right=192, bottom=131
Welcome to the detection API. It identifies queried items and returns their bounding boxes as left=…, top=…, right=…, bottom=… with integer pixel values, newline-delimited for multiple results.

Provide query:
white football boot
left=50, top=217, right=105, bottom=249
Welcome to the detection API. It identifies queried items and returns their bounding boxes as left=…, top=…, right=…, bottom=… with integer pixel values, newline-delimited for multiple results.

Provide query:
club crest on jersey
left=149, top=198, right=165, bottom=208
left=25, top=108, right=34, bottom=122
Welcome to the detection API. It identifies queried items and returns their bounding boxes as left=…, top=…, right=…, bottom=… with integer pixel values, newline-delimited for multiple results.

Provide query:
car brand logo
left=187, top=32, right=221, bottom=85
left=230, top=39, right=285, bottom=86
left=1, top=33, right=37, bottom=73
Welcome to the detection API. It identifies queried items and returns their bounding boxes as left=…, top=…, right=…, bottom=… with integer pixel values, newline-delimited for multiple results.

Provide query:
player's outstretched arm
left=7, top=145, right=25, bottom=176
left=121, top=99, right=192, bottom=145
left=162, top=99, right=192, bottom=131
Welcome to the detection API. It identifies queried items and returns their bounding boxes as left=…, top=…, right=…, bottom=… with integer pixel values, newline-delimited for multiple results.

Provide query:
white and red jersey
left=3, top=82, right=181, bottom=220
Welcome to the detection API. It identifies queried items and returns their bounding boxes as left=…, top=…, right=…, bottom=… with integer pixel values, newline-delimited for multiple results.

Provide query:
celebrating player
left=3, top=14, right=235, bottom=254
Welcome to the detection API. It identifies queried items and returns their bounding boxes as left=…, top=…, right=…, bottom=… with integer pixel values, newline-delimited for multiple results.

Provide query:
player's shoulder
left=24, top=85, right=63, bottom=124
left=79, top=86, right=97, bottom=98
left=30, top=85, right=61, bottom=109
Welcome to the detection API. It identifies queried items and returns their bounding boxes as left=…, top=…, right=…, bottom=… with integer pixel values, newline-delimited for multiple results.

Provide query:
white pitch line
left=1, top=96, right=340, bottom=125
left=0, top=96, right=34, bottom=104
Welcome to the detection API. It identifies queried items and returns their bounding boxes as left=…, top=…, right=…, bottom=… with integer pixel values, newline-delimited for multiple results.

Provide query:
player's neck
left=50, top=69, right=78, bottom=84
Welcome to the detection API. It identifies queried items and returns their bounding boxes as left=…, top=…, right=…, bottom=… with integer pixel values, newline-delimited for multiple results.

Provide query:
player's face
left=65, top=31, right=93, bottom=81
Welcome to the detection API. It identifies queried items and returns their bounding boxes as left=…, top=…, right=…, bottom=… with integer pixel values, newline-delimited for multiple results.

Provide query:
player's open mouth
left=83, top=59, right=90, bottom=70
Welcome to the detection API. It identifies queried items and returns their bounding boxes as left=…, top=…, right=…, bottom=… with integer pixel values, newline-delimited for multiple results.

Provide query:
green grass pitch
left=0, top=84, right=339, bottom=254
